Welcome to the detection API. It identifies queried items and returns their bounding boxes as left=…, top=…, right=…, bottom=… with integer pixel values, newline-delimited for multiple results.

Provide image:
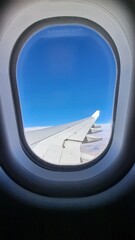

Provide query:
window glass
left=16, top=23, right=117, bottom=165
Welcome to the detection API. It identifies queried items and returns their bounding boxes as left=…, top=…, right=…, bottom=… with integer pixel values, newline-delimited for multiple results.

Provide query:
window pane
left=16, top=22, right=117, bottom=165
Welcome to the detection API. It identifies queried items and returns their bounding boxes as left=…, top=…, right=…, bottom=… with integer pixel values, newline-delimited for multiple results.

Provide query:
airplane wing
left=25, top=111, right=101, bottom=165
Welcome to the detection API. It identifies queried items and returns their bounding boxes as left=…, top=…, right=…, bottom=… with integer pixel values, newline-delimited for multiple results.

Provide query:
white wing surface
left=25, top=111, right=101, bottom=165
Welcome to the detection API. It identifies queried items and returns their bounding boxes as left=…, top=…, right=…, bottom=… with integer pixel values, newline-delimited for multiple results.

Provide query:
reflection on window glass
left=16, top=22, right=117, bottom=165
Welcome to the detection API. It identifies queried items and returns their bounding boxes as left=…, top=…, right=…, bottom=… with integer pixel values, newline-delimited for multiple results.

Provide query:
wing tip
left=92, top=110, right=100, bottom=120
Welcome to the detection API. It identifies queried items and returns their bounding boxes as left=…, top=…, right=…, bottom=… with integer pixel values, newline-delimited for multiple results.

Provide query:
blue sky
left=17, top=24, right=117, bottom=127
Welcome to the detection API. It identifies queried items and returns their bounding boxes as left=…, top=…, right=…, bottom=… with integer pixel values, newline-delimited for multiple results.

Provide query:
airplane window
left=16, top=22, right=117, bottom=166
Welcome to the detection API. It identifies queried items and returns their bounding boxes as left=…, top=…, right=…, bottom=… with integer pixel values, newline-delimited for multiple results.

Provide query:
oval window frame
left=13, top=17, right=119, bottom=170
